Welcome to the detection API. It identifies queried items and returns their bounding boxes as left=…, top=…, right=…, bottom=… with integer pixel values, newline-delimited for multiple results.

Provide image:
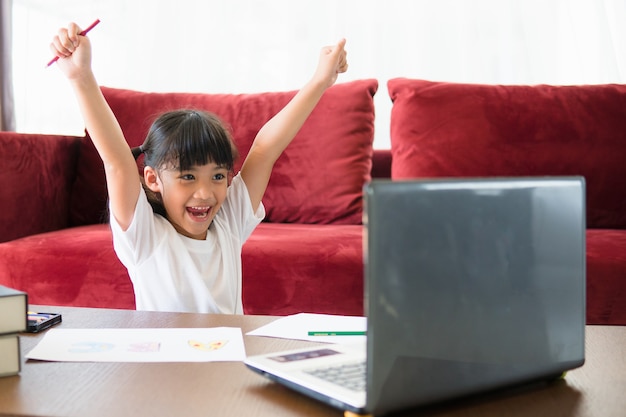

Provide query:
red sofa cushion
left=0, top=225, right=135, bottom=309
left=0, top=133, right=80, bottom=243
left=70, top=79, right=377, bottom=226
left=387, top=78, right=626, bottom=229
left=242, top=223, right=364, bottom=316
left=586, top=229, right=626, bottom=324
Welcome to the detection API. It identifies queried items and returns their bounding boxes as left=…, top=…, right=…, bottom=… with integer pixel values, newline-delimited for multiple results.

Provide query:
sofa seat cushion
left=2, top=217, right=621, bottom=322
left=0, top=225, right=135, bottom=309
left=70, top=79, right=378, bottom=227
left=242, top=223, right=364, bottom=316
left=586, top=229, right=626, bottom=325
left=387, top=78, right=626, bottom=229
left=0, top=223, right=365, bottom=317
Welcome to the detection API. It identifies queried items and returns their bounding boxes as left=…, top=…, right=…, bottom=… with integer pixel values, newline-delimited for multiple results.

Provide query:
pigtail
left=131, top=145, right=144, bottom=160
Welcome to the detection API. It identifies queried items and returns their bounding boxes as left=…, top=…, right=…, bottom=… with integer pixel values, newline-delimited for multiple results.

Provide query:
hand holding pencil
left=48, top=19, right=100, bottom=73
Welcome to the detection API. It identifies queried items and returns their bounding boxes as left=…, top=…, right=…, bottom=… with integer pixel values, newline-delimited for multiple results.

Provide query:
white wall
left=12, top=0, right=626, bottom=148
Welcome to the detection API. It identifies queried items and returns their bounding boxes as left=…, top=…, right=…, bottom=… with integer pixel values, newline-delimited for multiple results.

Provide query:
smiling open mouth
left=187, top=206, right=211, bottom=219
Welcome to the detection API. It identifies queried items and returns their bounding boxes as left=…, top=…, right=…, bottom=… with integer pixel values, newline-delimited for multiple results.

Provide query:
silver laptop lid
left=364, top=177, right=585, bottom=415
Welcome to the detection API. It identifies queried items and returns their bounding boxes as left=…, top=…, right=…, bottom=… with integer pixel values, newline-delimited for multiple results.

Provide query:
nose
left=193, top=179, right=216, bottom=204
left=193, top=179, right=215, bottom=202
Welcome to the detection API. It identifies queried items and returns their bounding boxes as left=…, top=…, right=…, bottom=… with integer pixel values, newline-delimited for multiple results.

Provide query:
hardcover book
left=0, top=334, right=21, bottom=377
left=0, top=285, right=28, bottom=335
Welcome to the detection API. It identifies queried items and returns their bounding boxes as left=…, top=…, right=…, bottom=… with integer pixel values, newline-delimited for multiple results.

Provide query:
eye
left=213, top=173, right=227, bottom=181
left=180, top=173, right=195, bottom=181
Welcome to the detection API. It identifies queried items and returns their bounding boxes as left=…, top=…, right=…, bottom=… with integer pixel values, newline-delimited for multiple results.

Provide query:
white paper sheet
left=246, top=313, right=367, bottom=345
left=26, top=327, right=246, bottom=362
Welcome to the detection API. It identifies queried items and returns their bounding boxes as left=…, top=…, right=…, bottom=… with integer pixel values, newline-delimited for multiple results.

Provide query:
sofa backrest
left=69, top=79, right=378, bottom=226
left=388, top=78, right=626, bottom=229
left=371, top=149, right=392, bottom=179
left=0, top=132, right=81, bottom=242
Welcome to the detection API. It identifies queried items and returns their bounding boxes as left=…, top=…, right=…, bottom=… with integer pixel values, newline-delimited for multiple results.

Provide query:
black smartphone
left=27, top=312, right=62, bottom=333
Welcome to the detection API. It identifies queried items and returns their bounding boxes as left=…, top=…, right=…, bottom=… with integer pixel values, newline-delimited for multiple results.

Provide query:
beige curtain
left=0, top=0, right=14, bottom=131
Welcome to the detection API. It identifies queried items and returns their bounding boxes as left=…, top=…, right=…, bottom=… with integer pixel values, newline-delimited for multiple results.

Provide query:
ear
left=144, top=166, right=162, bottom=193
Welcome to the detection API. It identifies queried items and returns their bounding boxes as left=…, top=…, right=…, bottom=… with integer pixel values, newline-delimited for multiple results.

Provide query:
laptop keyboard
left=304, top=361, right=366, bottom=392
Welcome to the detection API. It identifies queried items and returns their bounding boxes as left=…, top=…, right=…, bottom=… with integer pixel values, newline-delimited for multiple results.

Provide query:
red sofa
left=1, top=77, right=625, bottom=324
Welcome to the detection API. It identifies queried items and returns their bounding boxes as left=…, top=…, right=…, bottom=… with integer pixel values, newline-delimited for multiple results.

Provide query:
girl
left=50, top=22, right=348, bottom=314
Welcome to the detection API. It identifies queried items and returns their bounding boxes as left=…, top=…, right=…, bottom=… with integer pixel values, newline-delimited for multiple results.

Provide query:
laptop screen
left=364, top=177, right=586, bottom=414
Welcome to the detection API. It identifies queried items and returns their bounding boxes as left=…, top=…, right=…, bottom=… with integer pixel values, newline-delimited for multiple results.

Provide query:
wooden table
left=0, top=306, right=625, bottom=417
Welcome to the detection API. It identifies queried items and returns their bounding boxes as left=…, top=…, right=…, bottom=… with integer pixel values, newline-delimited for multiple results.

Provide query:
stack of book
left=0, top=285, right=28, bottom=377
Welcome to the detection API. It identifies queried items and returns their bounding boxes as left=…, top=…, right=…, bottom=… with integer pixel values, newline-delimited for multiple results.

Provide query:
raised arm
left=240, top=39, right=348, bottom=211
left=50, top=23, right=140, bottom=230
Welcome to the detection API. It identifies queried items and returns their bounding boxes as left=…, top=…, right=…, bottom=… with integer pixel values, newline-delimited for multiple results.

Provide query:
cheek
left=161, top=187, right=187, bottom=211
left=216, top=185, right=229, bottom=204
left=222, top=186, right=230, bottom=200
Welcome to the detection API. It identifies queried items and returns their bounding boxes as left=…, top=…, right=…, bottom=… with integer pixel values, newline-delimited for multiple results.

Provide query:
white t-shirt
left=110, top=173, right=265, bottom=314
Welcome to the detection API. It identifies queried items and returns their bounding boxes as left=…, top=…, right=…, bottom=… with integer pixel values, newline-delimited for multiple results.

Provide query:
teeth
left=187, top=206, right=211, bottom=217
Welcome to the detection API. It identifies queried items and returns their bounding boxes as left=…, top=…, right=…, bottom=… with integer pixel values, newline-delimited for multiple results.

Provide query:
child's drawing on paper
left=188, top=339, right=229, bottom=352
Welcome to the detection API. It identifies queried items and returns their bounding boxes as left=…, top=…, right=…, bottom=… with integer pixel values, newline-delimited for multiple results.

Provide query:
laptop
left=245, top=177, right=586, bottom=415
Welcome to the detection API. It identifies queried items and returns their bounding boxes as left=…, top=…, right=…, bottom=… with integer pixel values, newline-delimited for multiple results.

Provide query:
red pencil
left=46, top=19, right=101, bottom=67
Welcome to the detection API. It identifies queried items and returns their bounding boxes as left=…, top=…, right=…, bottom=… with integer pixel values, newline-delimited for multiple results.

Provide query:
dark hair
left=131, top=109, right=239, bottom=216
